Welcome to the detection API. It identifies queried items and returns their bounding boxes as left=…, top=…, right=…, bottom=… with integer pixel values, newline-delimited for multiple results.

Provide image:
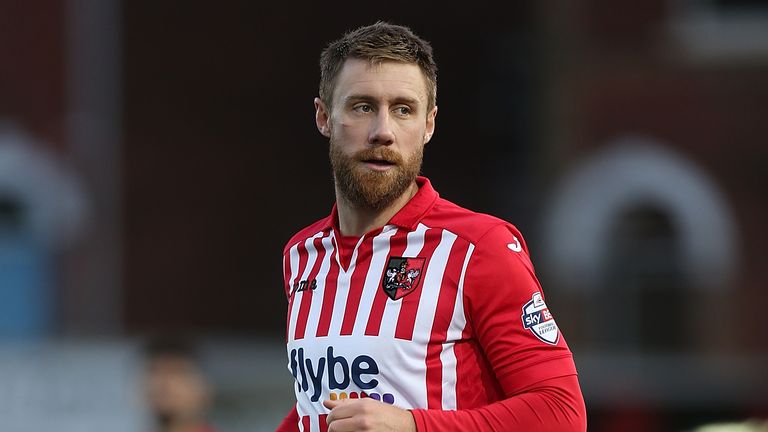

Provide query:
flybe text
left=290, top=346, right=380, bottom=403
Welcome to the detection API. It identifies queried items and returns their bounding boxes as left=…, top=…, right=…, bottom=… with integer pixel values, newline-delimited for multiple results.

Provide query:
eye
left=353, top=103, right=373, bottom=113
left=394, top=106, right=412, bottom=116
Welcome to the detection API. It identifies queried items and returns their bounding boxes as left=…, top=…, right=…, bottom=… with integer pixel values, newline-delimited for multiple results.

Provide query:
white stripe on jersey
left=441, top=243, right=475, bottom=410
left=303, top=234, right=334, bottom=339
left=287, top=242, right=300, bottom=295
left=378, top=223, right=429, bottom=338
left=352, top=226, right=397, bottom=335
left=327, top=232, right=364, bottom=336
left=287, top=231, right=324, bottom=342
left=296, top=404, right=306, bottom=432
left=412, top=228, right=458, bottom=345
left=286, top=242, right=301, bottom=339
left=390, top=228, right=457, bottom=408
left=282, top=254, right=287, bottom=295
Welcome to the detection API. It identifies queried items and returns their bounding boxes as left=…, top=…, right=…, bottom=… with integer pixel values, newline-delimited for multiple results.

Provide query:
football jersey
left=282, top=177, right=577, bottom=432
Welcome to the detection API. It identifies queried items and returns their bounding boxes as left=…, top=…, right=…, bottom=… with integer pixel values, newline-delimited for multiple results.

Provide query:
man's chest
left=284, top=226, right=472, bottom=344
left=284, top=225, right=475, bottom=408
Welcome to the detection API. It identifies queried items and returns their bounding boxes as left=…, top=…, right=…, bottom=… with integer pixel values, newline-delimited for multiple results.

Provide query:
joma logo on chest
left=294, top=278, right=317, bottom=294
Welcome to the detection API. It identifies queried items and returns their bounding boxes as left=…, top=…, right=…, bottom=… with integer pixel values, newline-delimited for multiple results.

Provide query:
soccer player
left=276, top=22, right=586, bottom=432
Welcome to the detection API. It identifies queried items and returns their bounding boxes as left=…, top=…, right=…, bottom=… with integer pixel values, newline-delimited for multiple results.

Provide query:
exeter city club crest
left=382, top=257, right=425, bottom=300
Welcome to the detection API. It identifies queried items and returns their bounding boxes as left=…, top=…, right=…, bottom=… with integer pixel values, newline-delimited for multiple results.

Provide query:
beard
left=329, top=139, right=424, bottom=211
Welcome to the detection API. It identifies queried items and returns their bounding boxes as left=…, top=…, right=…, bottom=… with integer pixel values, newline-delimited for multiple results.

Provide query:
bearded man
left=276, top=22, right=586, bottom=432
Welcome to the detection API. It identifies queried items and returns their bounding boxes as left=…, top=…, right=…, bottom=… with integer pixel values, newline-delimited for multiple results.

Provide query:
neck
left=335, top=181, right=418, bottom=237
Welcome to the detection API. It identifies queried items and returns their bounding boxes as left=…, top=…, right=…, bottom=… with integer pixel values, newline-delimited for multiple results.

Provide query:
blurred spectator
left=142, top=337, right=220, bottom=432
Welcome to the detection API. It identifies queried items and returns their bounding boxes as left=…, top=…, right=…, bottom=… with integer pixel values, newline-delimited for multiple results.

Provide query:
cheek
left=337, top=118, right=368, bottom=137
left=332, top=121, right=369, bottom=149
left=400, top=124, right=427, bottom=145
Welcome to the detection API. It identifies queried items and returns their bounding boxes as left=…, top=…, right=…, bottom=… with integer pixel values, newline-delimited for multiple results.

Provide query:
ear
left=314, top=97, right=332, bottom=138
left=424, top=105, right=437, bottom=144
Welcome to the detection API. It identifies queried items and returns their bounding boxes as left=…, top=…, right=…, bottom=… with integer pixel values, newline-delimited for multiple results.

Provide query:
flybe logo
left=290, top=346, right=393, bottom=404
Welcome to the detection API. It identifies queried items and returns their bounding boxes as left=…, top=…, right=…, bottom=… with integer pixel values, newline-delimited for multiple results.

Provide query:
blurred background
left=1, top=0, right=767, bottom=431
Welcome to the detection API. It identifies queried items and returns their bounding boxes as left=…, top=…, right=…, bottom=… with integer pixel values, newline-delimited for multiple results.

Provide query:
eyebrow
left=343, top=94, right=422, bottom=106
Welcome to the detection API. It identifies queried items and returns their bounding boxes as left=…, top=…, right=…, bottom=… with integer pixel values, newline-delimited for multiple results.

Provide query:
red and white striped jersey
left=282, top=177, right=577, bottom=431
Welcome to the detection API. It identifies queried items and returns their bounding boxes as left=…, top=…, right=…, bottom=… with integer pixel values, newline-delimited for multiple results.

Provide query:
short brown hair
left=319, top=22, right=437, bottom=111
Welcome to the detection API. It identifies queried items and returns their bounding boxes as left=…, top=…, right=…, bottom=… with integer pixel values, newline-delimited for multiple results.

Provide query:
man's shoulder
left=425, top=196, right=523, bottom=245
left=427, top=196, right=535, bottom=273
left=282, top=216, right=330, bottom=255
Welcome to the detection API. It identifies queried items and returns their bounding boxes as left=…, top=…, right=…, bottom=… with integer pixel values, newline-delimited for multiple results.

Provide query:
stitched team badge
left=521, top=292, right=560, bottom=345
left=382, top=257, right=425, bottom=300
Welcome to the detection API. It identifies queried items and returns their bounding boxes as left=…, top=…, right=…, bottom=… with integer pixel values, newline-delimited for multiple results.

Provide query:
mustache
left=354, top=147, right=403, bottom=164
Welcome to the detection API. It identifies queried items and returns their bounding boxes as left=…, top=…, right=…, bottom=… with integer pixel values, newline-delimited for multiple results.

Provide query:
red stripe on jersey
left=286, top=238, right=312, bottom=341
left=319, top=414, right=328, bottom=432
left=364, top=230, right=409, bottom=336
left=294, top=235, right=329, bottom=340
left=284, top=254, right=292, bottom=342
left=301, top=415, right=310, bottom=430
left=315, top=236, right=341, bottom=338
left=395, top=228, right=443, bottom=340
left=424, top=238, right=470, bottom=409
left=340, top=235, right=375, bottom=335
left=454, top=302, right=504, bottom=409
left=285, top=305, right=292, bottom=341
left=285, top=300, right=292, bottom=342
left=292, top=242, right=309, bottom=295
left=284, top=243, right=303, bottom=341
left=282, top=254, right=290, bottom=299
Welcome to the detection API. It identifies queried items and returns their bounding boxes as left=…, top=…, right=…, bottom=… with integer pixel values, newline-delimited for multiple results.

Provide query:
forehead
left=332, top=58, right=428, bottom=105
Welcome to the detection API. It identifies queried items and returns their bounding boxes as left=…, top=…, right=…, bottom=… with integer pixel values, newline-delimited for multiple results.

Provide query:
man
left=276, top=22, right=586, bottom=432
left=142, top=337, right=220, bottom=432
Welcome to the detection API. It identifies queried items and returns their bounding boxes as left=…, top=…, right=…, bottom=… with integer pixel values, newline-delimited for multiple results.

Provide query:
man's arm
left=410, top=374, right=585, bottom=431
left=402, top=223, right=587, bottom=431
left=322, top=375, right=584, bottom=432
left=285, top=366, right=585, bottom=430
left=417, top=223, right=586, bottom=431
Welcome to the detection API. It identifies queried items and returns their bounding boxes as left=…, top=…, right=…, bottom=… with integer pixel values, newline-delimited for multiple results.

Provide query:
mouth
left=361, top=158, right=397, bottom=171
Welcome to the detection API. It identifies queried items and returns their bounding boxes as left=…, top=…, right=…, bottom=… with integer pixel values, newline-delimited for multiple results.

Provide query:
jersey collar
left=324, top=176, right=439, bottom=232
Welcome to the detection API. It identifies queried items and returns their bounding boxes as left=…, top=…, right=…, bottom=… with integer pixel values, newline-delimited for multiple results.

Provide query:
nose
left=368, top=110, right=395, bottom=146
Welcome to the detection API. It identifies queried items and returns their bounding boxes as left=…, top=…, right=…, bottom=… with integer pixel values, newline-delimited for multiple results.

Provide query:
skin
left=315, top=58, right=437, bottom=237
left=144, top=356, right=212, bottom=432
left=323, top=398, right=416, bottom=432
left=314, top=58, right=437, bottom=431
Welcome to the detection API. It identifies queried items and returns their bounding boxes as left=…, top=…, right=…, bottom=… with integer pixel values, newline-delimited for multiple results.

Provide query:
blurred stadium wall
left=0, top=0, right=766, bottom=431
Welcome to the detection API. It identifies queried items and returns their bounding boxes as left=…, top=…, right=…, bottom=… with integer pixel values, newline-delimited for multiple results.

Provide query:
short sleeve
left=463, top=223, right=577, bottom=395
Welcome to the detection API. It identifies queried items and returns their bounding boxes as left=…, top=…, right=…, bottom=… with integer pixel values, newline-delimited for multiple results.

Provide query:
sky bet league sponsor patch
left=521, top=292, right=559, bottom=345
